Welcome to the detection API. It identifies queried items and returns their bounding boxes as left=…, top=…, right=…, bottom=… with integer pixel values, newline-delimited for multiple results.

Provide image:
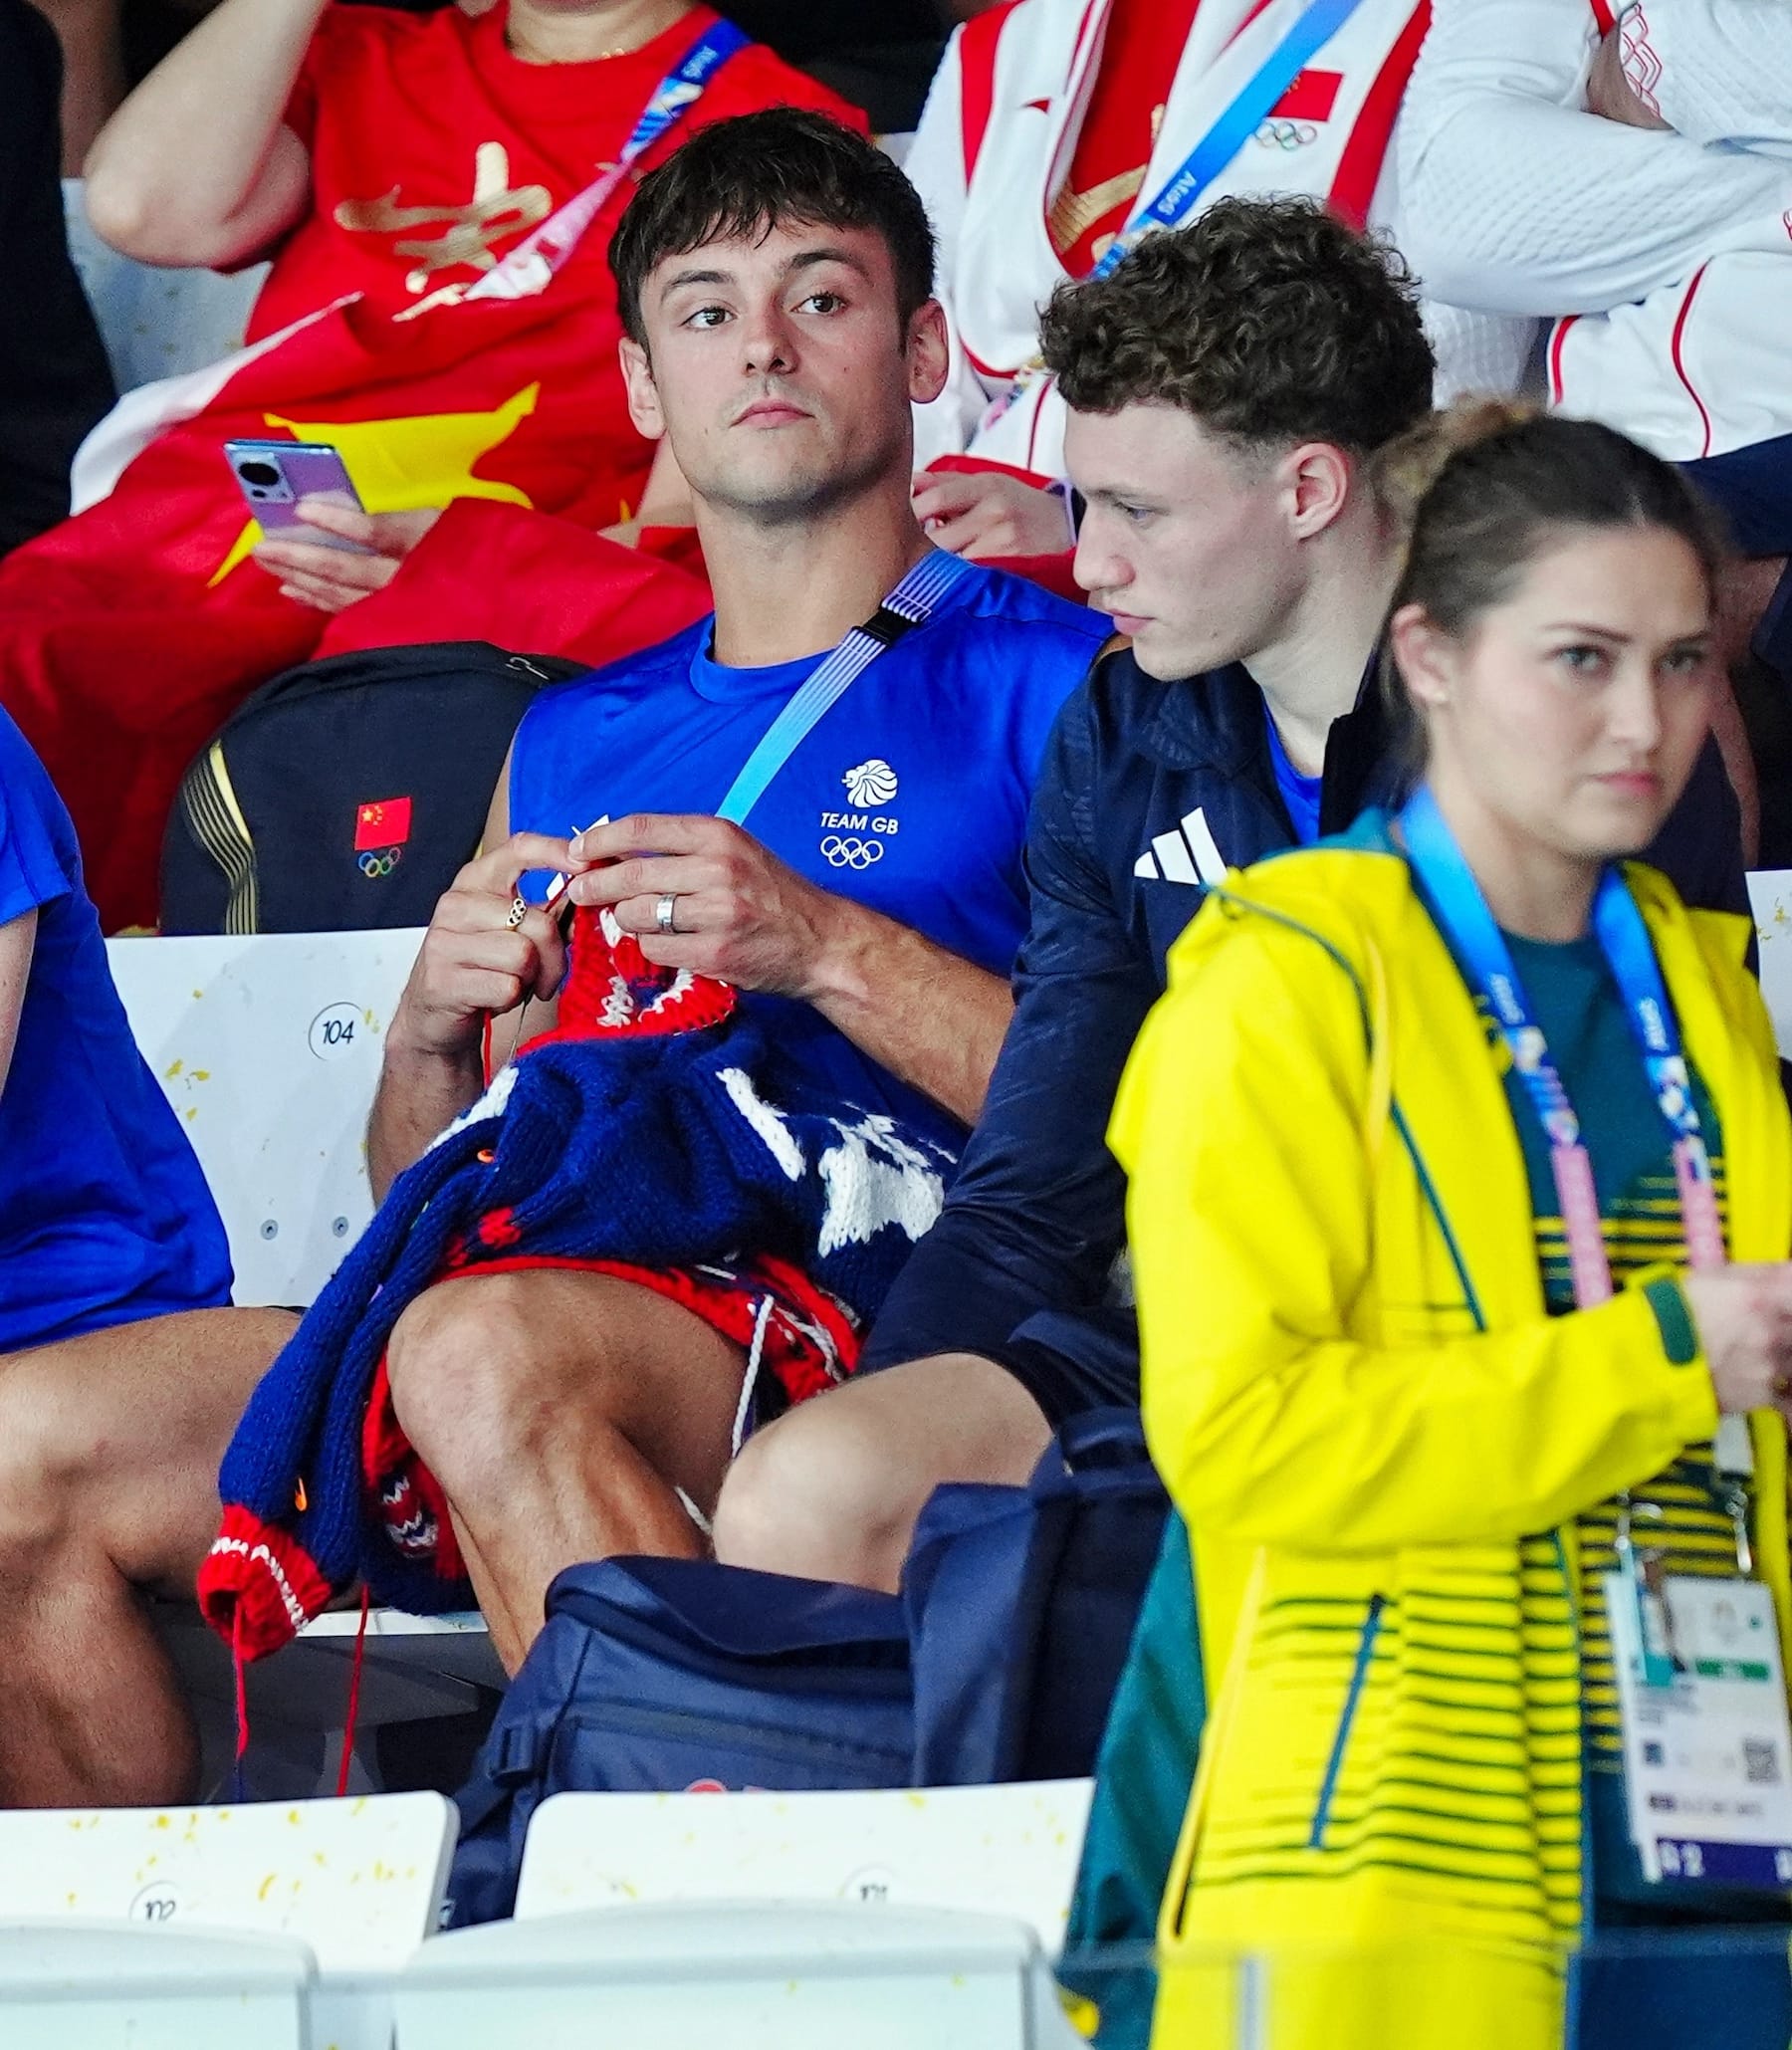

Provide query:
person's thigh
left=783, top=1350, right=1052, bottom=1485
left=714, top=1350, right=1052, bottom=1585
left=0, top=1305, right=296, bottom=1592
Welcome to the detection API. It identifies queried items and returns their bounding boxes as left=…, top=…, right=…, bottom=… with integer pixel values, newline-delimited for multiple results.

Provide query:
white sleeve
left=1399, top=0, right=1792, bottom=317
left=901, top=29, right=990, bottom=465
left=1620, top=0, right=1792, bottom=150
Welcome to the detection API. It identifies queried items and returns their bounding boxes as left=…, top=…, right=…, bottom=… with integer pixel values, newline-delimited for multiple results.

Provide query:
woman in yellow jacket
left=1112, top=402, right=1792, bottom=2050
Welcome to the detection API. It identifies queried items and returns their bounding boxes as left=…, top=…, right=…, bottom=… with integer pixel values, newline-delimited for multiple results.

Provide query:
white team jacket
left=906, top=0, right=1534, bottom=477
left=1401, top=0, right=1792, bottom=462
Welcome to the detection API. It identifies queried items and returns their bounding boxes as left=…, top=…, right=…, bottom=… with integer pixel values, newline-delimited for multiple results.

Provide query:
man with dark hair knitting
left=170, top=110, right=1109, bottom=1699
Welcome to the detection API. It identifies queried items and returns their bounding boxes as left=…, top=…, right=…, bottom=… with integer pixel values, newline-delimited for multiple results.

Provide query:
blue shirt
left=1264, top=703, right=1323, bottom=846
left=510, top=561, right=1109, bottom=1146
left=0, top=710, right=231, bottom=1354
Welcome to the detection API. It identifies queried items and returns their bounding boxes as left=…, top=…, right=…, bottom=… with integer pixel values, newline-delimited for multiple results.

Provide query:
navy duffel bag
left=445, top=1410, right=1168, bottom=1927
left=446, top=1557, right=913, bottom=1926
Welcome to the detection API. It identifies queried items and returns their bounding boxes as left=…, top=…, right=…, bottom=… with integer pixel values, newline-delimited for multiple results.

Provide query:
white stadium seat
left=0, top=1923, right=311, bottom=2050
left=398, top=1899, right=1046, bottom=2050
left=0, top=1793, right=454, bottom=2050
left=514, top=1778, right=1096, bottom=1955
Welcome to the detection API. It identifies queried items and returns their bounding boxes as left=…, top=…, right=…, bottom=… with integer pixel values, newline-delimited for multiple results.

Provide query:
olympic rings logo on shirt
left=358, top=847, right=403, bottom=879
left=1253, top=119, right=1317, bottom=150
left=819, top=835, right=884, bottom=869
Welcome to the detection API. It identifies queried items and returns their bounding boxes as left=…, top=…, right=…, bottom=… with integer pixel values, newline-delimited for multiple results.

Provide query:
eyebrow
left=656, top=245, right=875, bottom=305
left=1082, top=485, right=1163, bottom=511
left=1542, top=621, right=1709, bottom=643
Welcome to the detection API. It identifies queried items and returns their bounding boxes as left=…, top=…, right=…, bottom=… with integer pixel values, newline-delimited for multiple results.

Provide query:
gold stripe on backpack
left=178, top=742, right=259, bottom=935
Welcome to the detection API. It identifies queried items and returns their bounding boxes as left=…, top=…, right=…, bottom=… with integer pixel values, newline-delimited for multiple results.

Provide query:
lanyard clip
left=1617, top=1496, right=1680, bottom=1688
left=1719, top=1478, right=1755, bottom=1578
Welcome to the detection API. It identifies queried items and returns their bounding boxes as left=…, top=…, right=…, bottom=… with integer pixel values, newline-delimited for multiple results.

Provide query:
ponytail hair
left=1372, top=399, right=1728, bottom=772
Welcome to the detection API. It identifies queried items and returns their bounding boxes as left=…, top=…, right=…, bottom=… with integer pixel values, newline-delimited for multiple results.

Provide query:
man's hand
left=389, top=831, right=576, bottom=1061
left=254, top=500, right=443, bottom=612
left=911, top=468, right=1073, bottom=560
left=1586, top=24, right=1672, bottom=130
left=565, top=814, right=855, bottom=999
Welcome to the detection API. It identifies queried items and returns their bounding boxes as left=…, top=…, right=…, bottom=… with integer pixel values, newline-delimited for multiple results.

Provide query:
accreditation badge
left=1605, top=1569, right=1792, bottom=1889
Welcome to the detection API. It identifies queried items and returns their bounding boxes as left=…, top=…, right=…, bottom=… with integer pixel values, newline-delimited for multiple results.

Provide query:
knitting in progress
left=198, top=909, right=956, bottom=1659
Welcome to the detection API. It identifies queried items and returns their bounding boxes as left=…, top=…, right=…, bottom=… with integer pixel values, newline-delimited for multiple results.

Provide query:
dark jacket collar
left=1132, top=648, right=1400, bottom=825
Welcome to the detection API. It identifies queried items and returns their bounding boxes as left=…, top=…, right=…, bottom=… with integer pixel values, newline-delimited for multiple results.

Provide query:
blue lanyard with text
left=714, top=549, right=975, bottom=827
left=1399, top=785, right=1727, bottom=1307
left=1088, top=0, right=1373, bottom=278
left=467, top=19, right=750, bottom=304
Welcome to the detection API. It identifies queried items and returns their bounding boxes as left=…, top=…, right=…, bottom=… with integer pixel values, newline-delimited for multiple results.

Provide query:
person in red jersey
left=0, top=0, right=859, bottom=931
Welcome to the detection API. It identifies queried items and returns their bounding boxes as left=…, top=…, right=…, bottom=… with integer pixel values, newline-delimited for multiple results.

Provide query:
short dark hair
left=609, top=110, right=937, bottom=346
left=1037, top=196, right=1435, bottom=456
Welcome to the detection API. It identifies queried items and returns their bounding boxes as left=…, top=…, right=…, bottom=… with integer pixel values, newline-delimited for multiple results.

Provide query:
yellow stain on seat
left=208, top=383, right=543, bottom=587
left=259, top=1873, right=277, bottom=1903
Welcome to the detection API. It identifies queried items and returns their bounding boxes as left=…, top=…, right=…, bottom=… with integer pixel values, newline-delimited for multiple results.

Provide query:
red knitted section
left=361, top=1355, right=467, bottom=1583
left=546, top=906, right=736, bottom=1041
left=198, top=1503, right=336, bottom=1659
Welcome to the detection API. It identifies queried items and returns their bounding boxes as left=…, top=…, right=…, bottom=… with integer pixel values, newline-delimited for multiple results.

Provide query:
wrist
left=385, top=1003, right=486, bottom=1074
left=794, top=891, right=882, bottom=1014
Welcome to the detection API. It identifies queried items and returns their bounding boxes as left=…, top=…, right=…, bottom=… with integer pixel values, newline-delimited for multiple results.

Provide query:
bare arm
left=367, top=763, right=570, bottom=1200
left=0, top=911, right=37, bottom=1100
left=82, top=0, right=321, bottom=268
left=568, top=813, right=1013, bottom=1127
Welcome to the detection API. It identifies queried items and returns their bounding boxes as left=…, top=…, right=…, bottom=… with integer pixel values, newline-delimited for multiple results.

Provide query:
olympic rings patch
left=819, top=835, right=884, bottom=869
left=358, top=847, right=403, bottom=879
left=1253, top=118, right=1317, bottom=149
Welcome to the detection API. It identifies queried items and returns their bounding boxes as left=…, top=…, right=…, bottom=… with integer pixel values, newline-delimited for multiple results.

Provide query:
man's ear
left=619, top=336, right=666, bottom=441
left=1280, top=441, right=1354, bottom=541
left=904, top=299, right=951, bottom=407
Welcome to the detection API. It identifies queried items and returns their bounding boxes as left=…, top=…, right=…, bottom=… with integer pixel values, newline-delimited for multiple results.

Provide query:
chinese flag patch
left=354, top=797, right=413, bottom=851
left=1269, top=70, right=1343, bottom=121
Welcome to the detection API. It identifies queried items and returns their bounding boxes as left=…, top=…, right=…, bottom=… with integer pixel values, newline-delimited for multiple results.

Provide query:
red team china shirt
left=257, top=3, right=864, bottom=340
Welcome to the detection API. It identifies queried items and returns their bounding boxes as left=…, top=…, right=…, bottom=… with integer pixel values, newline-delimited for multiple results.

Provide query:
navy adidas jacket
left=861, top=646, right=1748, bottom=1383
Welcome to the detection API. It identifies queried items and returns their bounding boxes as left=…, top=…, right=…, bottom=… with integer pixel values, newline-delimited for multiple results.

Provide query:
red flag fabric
left=0, top=2, right=858, bottom=929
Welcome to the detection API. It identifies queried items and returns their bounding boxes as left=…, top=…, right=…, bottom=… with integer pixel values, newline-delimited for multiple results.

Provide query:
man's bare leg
left=711, top=1352, right=1052, bottom=1594
left=0, top=1305, right=296, bottom=1806
left=384, top=1269, right=748, bottom=1676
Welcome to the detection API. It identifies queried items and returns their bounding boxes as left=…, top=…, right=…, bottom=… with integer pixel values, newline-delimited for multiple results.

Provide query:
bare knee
left=713, top=1393, right=925, bottom=1591
left=386, top=1275, right=570, bottom=1485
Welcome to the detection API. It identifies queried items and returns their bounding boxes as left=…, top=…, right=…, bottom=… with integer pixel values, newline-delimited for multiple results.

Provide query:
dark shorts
left=982, top=1304, right=1141, bottom=1429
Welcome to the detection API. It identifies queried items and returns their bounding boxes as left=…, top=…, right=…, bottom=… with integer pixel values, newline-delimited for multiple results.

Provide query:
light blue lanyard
left=1090, top=0, right=1374, bottom=279
left=620, top=20, right=751, bottom=160
left=1398, top=785, right=1724, bottom=1297
left=715, top=550, right=975, bottom=827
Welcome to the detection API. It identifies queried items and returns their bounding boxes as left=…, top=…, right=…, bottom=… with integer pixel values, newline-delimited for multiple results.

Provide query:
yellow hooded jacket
left=1110, top=838, right=1792, bottom=2050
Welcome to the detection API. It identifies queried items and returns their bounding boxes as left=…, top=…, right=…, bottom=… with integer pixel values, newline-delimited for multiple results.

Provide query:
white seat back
left=1749, top=870, right=1792, bottom=1058
left=399, top=1900, right=1039, bottom=2050
left=513, top=1779, right=1095, bottom=1954
left=106, top=929, right=425, bottom=1306
left=0, top=1922, right=311, bottom=2050
left=0, top=1793, right=454, bottom=2050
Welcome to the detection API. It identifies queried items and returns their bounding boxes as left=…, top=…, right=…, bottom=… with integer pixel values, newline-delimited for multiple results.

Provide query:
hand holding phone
left=224, top=439, right=373, bottom=554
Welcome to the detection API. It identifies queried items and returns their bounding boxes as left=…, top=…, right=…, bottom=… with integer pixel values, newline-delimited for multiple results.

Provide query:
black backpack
left=160, top=641, right=584, bottom=934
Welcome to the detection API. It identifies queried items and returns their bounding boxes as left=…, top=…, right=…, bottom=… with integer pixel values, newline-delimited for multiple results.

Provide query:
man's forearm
left=808, top=905, right=1012, bottom=1128
left=366, top=1039, right=485, bottom=1204
left=83, top=0, right=321, bottom=265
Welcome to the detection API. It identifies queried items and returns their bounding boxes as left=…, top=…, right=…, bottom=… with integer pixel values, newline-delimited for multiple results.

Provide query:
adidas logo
left=1133, top=807, right=1227, bottom=886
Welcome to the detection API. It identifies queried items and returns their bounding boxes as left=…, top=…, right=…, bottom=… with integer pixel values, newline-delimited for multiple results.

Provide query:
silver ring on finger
left=504, top=895, right=529, bottom=931
left=655, top=891, right=680, bottom=936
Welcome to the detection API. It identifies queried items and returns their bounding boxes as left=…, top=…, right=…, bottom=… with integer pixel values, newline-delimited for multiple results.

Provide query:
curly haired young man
left=711, top=193, right=1752, bottom=1591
